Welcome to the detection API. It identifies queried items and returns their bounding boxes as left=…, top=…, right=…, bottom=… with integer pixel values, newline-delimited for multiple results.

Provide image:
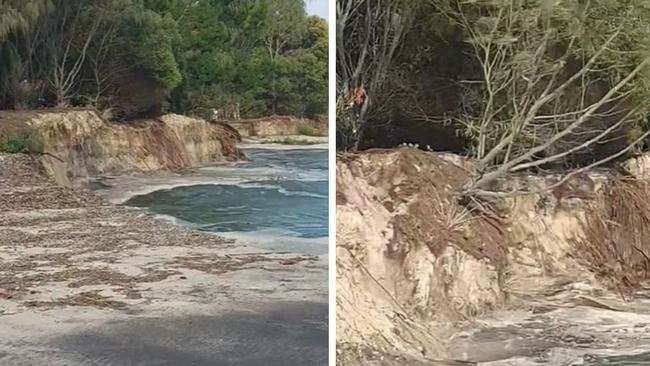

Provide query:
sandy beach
left=0, top=153, right=328, bottom=365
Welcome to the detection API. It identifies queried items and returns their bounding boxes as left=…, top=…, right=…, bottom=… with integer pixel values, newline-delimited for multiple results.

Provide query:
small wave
left=238, top=142, right=328, bottom=150
left=103, top=179, right=249, bottom=204
left=198, top=165, right=327, bottom=182
left=100, top=176, right=325, bottom=203
left=146, top=215, right=326, bottom=256
left=277, top=187, right=327, bottom=199
left=151, top=213, right=199, bottom=228
left=237, top=182, right=327, bottom=199
left=198, top=165, right=292, bottom=176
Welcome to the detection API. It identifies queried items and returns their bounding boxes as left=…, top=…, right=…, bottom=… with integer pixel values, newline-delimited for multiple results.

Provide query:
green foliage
left=0, top=0, right=53, bottom=38
left=0, top=0, right=327, bottom=119
left=296, top=123, right=322, bottom=136
left=448, top=0, right=650, bottom=164
left=172, top=0, right=327, bottom=118
left=262, top=0, right=307, bottom=59
left=351, top=0, right=650, bottom=159
left=0, top=131, right=44, bottom=153
left=126, top=9, right=182, bottom=90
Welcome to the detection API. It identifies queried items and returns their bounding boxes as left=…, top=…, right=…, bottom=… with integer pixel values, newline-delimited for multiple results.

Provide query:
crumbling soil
left=340, top=148, right=507, bottom=272
left=336, top=148, right=509, bottom=364
left=228, top=115, right=328, bottom=137
left=337, top=146, right=650, bottom=366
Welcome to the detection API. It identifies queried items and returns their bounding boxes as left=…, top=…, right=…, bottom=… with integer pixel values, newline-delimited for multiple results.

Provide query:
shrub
left=297, top=123, right=322, bottom=136
left=0, top=132, right=44, bottom=154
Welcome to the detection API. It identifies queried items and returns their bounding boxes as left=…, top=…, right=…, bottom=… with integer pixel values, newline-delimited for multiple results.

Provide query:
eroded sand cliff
left=228, top=115, right=327, bottom=137
left=0, top=109, right=243, bottom=185
left=337, top=148, right=650, bottom=365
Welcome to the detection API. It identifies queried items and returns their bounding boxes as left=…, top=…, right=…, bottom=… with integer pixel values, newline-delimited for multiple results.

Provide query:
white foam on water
left=97, top=145, right=327, bottom=204
left=99, top=177, right=249, bottom=204
left=101, top=177, right=327, bottom=204
left=198, top=165, right=327, bottom=182
left=216, top=228, right=328, bottom=256
left=238, top=142, right=328, bottom=150
left=481, top=348, right=650, bottom=366
left=147, top=213, right=327, bottom=256
left=234, top=182, right=328, bottom=199
left=93, top=145, right=328, bottom=258
left=151, top=213, right=199, bottom=229
left=198, top=164, right=292, bottom=176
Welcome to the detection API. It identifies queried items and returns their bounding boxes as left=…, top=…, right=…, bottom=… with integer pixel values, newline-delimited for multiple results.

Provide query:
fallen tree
left=430, top=0, right=650, bottom=198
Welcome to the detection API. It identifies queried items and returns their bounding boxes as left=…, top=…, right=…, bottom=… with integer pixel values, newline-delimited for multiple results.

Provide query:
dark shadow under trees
left=0, top=0, right=328, bottom=122
left=337, top=0, right=650, bottom=199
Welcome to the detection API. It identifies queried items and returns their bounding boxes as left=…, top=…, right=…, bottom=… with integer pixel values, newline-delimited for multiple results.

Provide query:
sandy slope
left=336, top=148, right=650, bottom=365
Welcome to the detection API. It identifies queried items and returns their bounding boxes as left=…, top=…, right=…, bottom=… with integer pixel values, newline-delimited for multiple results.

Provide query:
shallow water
left=122, top=148, right=328, bottom=256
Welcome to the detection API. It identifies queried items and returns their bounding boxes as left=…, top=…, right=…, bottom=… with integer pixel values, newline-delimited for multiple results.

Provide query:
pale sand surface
left=0, top=154, right=327, bottom=365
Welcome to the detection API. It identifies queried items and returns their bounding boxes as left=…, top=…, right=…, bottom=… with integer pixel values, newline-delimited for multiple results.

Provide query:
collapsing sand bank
left=0, top=109, right=244, bottom=185
left=337, top=148, right=650, bottom=365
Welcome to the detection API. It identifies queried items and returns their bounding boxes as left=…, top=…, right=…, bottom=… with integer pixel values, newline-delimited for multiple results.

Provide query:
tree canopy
left=0, top=0, right=328, bottom=120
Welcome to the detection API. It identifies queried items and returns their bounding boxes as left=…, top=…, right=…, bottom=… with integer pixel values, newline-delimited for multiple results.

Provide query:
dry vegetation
left=338, top=149, right=508, bottom=321
left=574, top=176, right=650, bottom=293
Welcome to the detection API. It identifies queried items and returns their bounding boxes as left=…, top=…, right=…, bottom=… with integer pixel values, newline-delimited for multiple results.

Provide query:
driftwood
left=29, top=151, right=64, bottom=162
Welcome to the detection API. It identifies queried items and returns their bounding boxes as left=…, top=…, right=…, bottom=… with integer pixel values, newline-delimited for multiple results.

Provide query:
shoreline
left=240, top=135, right=328, bottom=150
left=0, top=152, right=328, bottom=365
left=93, top=143, right=327, bottom=204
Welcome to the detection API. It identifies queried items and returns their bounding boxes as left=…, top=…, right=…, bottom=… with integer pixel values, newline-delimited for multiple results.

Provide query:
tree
left=171, top=0, right=325, bottom=119
left=262, top=0, right=307, bottom=61
left=430, top=0, right=650, bottom=197
left=125, top=9, right=182, bottom=91
left=292, top=17, right=328, bottom=117
left=0, top=0, right=53, bottom=38
left=336, top=0, right=415, bottom=150
left=261, top=0, right=308, bottom=114
left=0, top=0, right=326, bottom=120
left=41, top=0, right=100, bottom=107
left=0, top=0, right=54, bottom=108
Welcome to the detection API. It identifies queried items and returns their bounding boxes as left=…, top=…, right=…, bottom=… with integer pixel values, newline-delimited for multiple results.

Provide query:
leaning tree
left=431, top=0, right=650, bottom=197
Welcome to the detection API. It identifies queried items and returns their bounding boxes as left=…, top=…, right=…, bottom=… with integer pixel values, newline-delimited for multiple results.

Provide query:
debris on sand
left=0, top=153, right=317, bottom=311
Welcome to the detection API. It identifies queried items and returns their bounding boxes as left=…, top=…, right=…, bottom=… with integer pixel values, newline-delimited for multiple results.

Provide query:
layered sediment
left=228, top=115, right=327, bottom=137
left=336, top=147, right=650, bottom=365
left=0, top=109, right=243, bottom=185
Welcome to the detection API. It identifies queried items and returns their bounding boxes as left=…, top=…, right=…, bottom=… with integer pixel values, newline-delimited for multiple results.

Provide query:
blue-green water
left=124, top=148, right=328, bottom=255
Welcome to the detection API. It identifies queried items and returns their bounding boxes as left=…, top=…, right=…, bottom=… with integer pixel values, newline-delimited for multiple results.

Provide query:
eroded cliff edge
left=228, top=115, right=327, bottom=138
left=0, top=109, right=243, bottom=185
left=337, top=148, right=650, bottom=365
